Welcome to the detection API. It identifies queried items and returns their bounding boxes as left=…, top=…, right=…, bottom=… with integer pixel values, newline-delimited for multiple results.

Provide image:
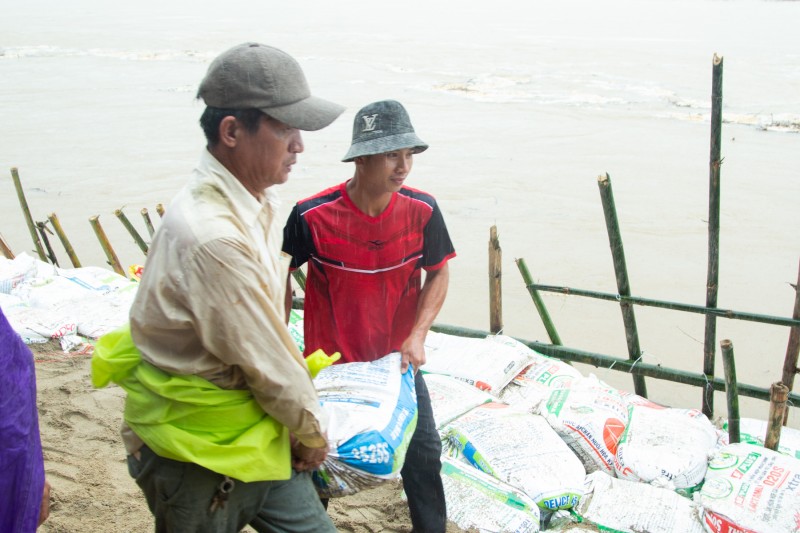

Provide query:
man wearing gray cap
left=282, top=100, right=455, bottom=532
left=119, top=43, right=343, bottom=532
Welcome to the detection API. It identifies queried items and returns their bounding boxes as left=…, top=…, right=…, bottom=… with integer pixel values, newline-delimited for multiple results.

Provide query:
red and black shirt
left=282, top=181, right=456, bottom=363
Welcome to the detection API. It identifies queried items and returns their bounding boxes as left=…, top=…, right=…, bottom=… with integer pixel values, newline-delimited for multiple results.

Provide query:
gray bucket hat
left=342, top=100, right=428, bottom=162
left=197, top=42, right=344, bottom=131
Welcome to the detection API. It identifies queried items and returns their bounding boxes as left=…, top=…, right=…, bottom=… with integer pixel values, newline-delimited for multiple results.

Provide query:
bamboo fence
left=2, top=54, right=798, bottom=444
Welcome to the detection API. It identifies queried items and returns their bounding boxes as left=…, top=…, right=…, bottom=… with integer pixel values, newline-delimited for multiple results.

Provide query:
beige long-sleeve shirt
left=125, top=149, right=327, bottom=455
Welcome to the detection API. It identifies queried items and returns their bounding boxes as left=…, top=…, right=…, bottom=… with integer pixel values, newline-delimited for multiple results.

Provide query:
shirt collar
left=198, top=149, right=280, bottom=226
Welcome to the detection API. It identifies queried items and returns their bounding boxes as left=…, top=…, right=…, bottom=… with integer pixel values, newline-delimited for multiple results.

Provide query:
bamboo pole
left=141, top=208, right=155, bottom=238
left=524, top=283, right=800, bottom=328
left=429, top=322, right=800, bottom=406
left=720, top=339, right=739, bottom=443
left=156, top=203, right=165, bottom=218
left=47, top=213, right=82, bottom=267
left=781, top=258, right=800, bottom=425
left=0, top=232, right=14, bottom=259
left=89, top=215, right=125, bottom=276
left=597, top=173, right=647, bottom=398
left=10, top=167, right=47, bottom=261
left=115, top=208, right=149, bottom=255
left=291, top=268, right=307, bottom=291
left=516, top=258, right=562, bottom=345
left=765, top=382, right=789, bottom=451
left=35, top=221, right=59, bottom=266
left=703, top=54, right=724, bottom=419
left=489, top=225, right=502, bottom=334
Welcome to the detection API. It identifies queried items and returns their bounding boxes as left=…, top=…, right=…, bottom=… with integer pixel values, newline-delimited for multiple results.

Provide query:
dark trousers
left=128, top=446, right=335, bottom=533
left=402, top=371, right=447, bottom=533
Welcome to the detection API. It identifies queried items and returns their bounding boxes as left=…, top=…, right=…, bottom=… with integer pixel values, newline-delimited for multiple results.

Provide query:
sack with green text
left=444, top=402, right=585, bottom=511
left=312, top=352, right=417, bottom=497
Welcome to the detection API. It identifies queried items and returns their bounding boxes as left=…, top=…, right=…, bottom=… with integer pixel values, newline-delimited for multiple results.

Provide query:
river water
left=2, top=0, right=799, bottom=426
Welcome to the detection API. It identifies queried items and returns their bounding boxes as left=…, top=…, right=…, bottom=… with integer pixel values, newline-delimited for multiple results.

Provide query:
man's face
left=236, top=115, right=304, bottom=194
left=358, top=148, right=415, bottom=194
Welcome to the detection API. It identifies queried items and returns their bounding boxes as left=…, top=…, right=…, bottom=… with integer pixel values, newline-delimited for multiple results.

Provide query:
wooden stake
left=0, top=232, right=14, bottom=259
left=141, top=208, right=155, bottom=238
left=89, top=215, right=125, bottom=276
left=781, top=258, right=800, bottom=425
left=48, top=212, right=82, bottom=267
left=765, top=382, right=788, bottom=451
left=720, top=339, right=739, bottom=443
left=489, top=225, right=503, bottom=334
left=703, top=54, right=724, bottom=419
left=35, top=221, right=59, bottom=266
left=156, top=203, right=165, bottom=218
left=598, top=173, right=647, bottom=398
left=115, top=208, right=148, bottom=255
left=10, top=167, right=47, bottom=261
left=516, top=258, right=562, bottom=345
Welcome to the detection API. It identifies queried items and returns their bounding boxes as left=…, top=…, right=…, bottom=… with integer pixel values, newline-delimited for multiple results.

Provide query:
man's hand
left=291, top=436, right=329, bottom=472
left=399, top=332, right=426, bottom=374
left=37, top=479, right=51, bottom=527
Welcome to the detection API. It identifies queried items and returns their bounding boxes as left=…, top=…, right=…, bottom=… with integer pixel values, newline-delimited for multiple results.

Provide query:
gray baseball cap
left=342, top=100, right=428, bottom=162
left=197, top=42, right=344, bottom=131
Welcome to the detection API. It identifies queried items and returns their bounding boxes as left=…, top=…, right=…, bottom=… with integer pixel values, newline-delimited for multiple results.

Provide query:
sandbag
left=696, top=443, right=800, bottom=533
left=498, top=336, right=584, bottom=412
left=441, top=456, right=541, bottom=533
left=444, top=402, right=585, bottom=511
left=498, top=335, right=584, bottom=389
left=534, top=375, right=628, bottom=475
left=423, top=332, right=536, bottom=395
left=722, top=417, right=800, bottom=460
left=312, top=352, right=417, bottom=497
left=614, top=405, right=719, bottom=492
left=575, top=471, right=705, bottom=533
left=424, top=373, right=494, bottom=430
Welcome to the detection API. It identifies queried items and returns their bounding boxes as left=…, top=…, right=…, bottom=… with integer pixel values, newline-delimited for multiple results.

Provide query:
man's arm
left=399, top=263, right=449, bottom=373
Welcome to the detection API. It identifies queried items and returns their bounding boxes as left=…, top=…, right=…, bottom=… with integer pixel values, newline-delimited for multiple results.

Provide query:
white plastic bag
left=695, top=443, right=800, bottom=533
left=444, top=403, right=585, bottom=511
left=614, top=405, right=719, bottom=492
left=576, top=471, right=705, bottom=533
left=441, top=456, right=541, bottom=533
left=424, top=373, right=494, bottom=430
left=312, top=353, right=418, bottom=497
left=423, top=332, right=536, bottom=395
left=535, top=375, right=628, bottom=475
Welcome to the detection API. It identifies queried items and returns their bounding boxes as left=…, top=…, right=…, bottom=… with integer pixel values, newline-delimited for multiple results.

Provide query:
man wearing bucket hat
left=282, top=100, right=455, bottom=532
left=104, top=43, right=344, bottom=532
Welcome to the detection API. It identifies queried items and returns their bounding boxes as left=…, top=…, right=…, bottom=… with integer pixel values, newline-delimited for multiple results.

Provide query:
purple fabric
left=0, top=306, right=45, bottom=532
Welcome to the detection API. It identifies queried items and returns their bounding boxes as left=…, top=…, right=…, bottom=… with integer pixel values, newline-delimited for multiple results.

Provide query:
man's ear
left=218, top=116, right=239, bottom=148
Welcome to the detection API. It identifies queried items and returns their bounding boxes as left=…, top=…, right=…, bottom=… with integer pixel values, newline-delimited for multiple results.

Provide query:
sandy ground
left=32, top=344, right=464, bottom=533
